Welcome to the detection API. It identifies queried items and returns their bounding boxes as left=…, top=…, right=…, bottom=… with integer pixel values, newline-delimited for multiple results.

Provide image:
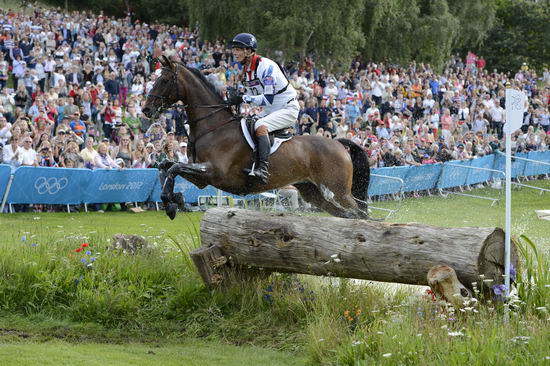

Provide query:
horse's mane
left=184, top=65, right=224, bottom=103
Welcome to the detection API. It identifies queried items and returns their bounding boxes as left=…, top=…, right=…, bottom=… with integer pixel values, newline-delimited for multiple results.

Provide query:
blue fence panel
left=368, top=166, right=410, bottom=197
left=524, top=151, right=545, bottom=176
left=403, top=163, right=442, bottom=192
left=466, top=155, right=495, bottom=185
left=493, top=152, right=528, bottom=179
left=512, top=152, right=528, bottom=178
left=543, top=151, right=550, bottom=174
left=83, top=169, right=158, bottom=204
left=0, top=164, right=12, bottom=201
left=7, top=166, right=91, bottom=204
left=437, top=160, right=471, bottom=189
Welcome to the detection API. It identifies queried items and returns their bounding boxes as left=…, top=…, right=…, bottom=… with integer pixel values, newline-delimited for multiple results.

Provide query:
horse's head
left=143, top=55, right=181, bottom=119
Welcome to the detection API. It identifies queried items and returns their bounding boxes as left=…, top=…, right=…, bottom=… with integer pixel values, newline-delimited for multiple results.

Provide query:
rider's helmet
left=229, top=33, right=257, bottom=51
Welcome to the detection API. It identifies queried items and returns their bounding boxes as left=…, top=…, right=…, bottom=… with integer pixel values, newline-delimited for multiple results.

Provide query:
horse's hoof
left=166, top=203, right=178, bottom=220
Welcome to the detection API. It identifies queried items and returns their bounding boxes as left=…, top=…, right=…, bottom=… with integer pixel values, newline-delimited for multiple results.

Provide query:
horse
left=142, top=56, right=370, bottom=220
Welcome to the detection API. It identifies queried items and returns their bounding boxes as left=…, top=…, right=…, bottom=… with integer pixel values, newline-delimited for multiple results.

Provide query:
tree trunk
left=193, top=208, right=517, bottom=289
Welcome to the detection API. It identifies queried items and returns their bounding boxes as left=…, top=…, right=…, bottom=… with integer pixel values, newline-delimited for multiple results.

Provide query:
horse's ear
left=160, top=55, right=172, bottom=69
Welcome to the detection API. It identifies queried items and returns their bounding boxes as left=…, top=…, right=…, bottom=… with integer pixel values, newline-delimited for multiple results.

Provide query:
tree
left=470, top=0, right=550, bottom=73
left=186, top=0, right=365, bottom=69
left=447, top=0, right=497, bottom=49
left=360, top=0, right=458, bottom=70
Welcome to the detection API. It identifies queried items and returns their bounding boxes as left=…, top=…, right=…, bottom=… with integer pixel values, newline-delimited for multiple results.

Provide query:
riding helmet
left=230, top=33, right=257, bottom=51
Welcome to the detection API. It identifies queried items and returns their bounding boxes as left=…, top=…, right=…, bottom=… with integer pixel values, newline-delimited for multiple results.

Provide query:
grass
left=0, top=180, right=549, bottom=365
left=0, top=340, right=305, bottom=366
left=369, top=179, right=550, bottom=247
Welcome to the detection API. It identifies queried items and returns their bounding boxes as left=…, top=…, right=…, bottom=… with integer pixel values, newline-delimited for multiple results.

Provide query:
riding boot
left=252, top=135, right=270, bottom=185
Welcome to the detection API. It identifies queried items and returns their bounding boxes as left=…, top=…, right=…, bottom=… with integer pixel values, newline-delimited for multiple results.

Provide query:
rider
left=228, top=33, right=299, bottom=185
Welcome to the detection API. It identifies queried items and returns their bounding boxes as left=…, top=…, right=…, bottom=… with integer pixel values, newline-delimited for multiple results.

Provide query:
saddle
left=241, top=117, right=293, bottom=154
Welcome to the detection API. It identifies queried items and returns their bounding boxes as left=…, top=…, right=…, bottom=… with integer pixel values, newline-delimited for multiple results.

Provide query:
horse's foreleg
left=160, top=162, right=211, bottom=220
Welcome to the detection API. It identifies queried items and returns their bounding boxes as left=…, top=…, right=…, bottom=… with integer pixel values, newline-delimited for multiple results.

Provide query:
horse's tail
left=337, top=138, right=370, bottom=211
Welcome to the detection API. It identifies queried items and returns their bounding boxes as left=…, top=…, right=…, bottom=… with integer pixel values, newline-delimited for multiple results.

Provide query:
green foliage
left=469, top=0, right=550, bottom=72
left=447, top=0, right=497, bottom=49
left=186, top=0, right=365, bottom=68
left=515, top=235, right=550, bottom=314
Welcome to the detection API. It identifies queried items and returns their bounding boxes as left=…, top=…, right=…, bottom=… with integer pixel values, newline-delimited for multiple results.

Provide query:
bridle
left=146, top=63, right=239, bottom=143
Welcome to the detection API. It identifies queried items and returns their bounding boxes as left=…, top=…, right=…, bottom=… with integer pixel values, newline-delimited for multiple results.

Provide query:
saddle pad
left=241, top=119, right=292, bottom=154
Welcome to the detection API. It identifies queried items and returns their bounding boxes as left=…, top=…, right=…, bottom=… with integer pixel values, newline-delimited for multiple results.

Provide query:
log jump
left=191, top=208, right=517, bottom=293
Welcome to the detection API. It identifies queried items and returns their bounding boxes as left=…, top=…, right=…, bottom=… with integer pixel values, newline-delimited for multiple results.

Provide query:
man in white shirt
left=324, top=79, right=338, bottom=98
left=370, top=76, right=383, bottom=105
left=17, top=137, right=38, bottom=166
left=490, top=104, right=505, bottom=138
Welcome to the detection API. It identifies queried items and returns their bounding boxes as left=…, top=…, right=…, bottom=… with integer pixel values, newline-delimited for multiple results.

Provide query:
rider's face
left=232, top=47, right=249, bottom=64
left=232, top=47, right=245, bottom=63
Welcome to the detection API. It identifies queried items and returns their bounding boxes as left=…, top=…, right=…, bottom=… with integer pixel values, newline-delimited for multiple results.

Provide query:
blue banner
left=466, top=155, right=495, bottom=185
left=83, top=169, right=158, bottom=204
left=173, top=176, right=217, bottom=204
left=437, top=160, right=471, bottom=189
left=403, top=163, right=442, bottom=192
left=7, top=166, right=91, bottom=204
left=148, top=176, right=162, bottom=202
left=369, top=166, right=410, bottom=196
left=147, top=175, right=219, bottom=204
left=0, top=164, right=12, bottom=202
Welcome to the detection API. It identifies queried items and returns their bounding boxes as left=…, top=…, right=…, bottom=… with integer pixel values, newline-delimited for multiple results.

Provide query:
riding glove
left=228, top=94, right=252, bottom=106
left=228, top=95, right=244, bottom=106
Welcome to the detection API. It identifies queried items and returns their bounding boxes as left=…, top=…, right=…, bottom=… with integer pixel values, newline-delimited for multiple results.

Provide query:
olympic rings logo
left=34, top=177, right=69, bottom=195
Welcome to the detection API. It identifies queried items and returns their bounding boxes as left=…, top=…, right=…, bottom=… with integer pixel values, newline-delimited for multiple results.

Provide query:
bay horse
left=142, top=56, right=370, bottom=220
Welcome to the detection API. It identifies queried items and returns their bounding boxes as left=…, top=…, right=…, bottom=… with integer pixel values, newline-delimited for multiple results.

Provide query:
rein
left=146, top=63, right=241, bottom=151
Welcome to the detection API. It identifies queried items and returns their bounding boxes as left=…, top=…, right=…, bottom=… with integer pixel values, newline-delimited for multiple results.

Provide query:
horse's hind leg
left=294, top=182, right=357, bottom=219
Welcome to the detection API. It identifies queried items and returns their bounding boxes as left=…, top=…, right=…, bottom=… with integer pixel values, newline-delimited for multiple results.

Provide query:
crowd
left=0, top=5, right=550, bottom=174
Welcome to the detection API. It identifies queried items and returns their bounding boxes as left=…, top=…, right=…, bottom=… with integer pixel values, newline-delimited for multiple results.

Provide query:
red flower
left=75, top=248, right=83, bottom=253
left=81, top=243, right=89, bottom=247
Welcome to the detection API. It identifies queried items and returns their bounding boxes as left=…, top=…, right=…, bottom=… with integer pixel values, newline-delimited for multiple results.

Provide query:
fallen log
left=192, top=208, right=517, bottom=290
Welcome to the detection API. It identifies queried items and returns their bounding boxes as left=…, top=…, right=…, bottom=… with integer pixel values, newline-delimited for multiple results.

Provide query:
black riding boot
left=250, top=135, right=270, bottom=185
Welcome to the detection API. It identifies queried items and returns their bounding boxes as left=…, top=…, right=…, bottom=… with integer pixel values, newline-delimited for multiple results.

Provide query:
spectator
left=80, top=136, right=98, bottom=169
left=17, top=136, right=38, bottom=166
left=94, top=142, right=120, bottom=169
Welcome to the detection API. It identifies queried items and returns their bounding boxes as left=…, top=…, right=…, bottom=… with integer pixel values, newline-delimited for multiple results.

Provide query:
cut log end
left=477, top=228, right=518, bottom=288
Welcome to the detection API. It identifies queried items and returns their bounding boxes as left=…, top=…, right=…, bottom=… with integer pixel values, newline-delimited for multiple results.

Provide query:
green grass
left=0, top=340, right=305, bottom=366
left=369, top=179, right=550, bottom=247
left=0, top=180, right=549, bottom=365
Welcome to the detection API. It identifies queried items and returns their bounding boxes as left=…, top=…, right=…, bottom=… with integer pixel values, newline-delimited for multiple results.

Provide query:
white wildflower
left=352, top=340, right=363, bottom=346
left=318, top=338, right=325, bottom=342
left=382, top=353, right=392, bottom=358
left=376, top=331, right=384, bottom=335
left=448, top=331, right=464, bottom=337
left=511, top=336, right=530, bottom=344
left=416, top=333, right=422, bottom=337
